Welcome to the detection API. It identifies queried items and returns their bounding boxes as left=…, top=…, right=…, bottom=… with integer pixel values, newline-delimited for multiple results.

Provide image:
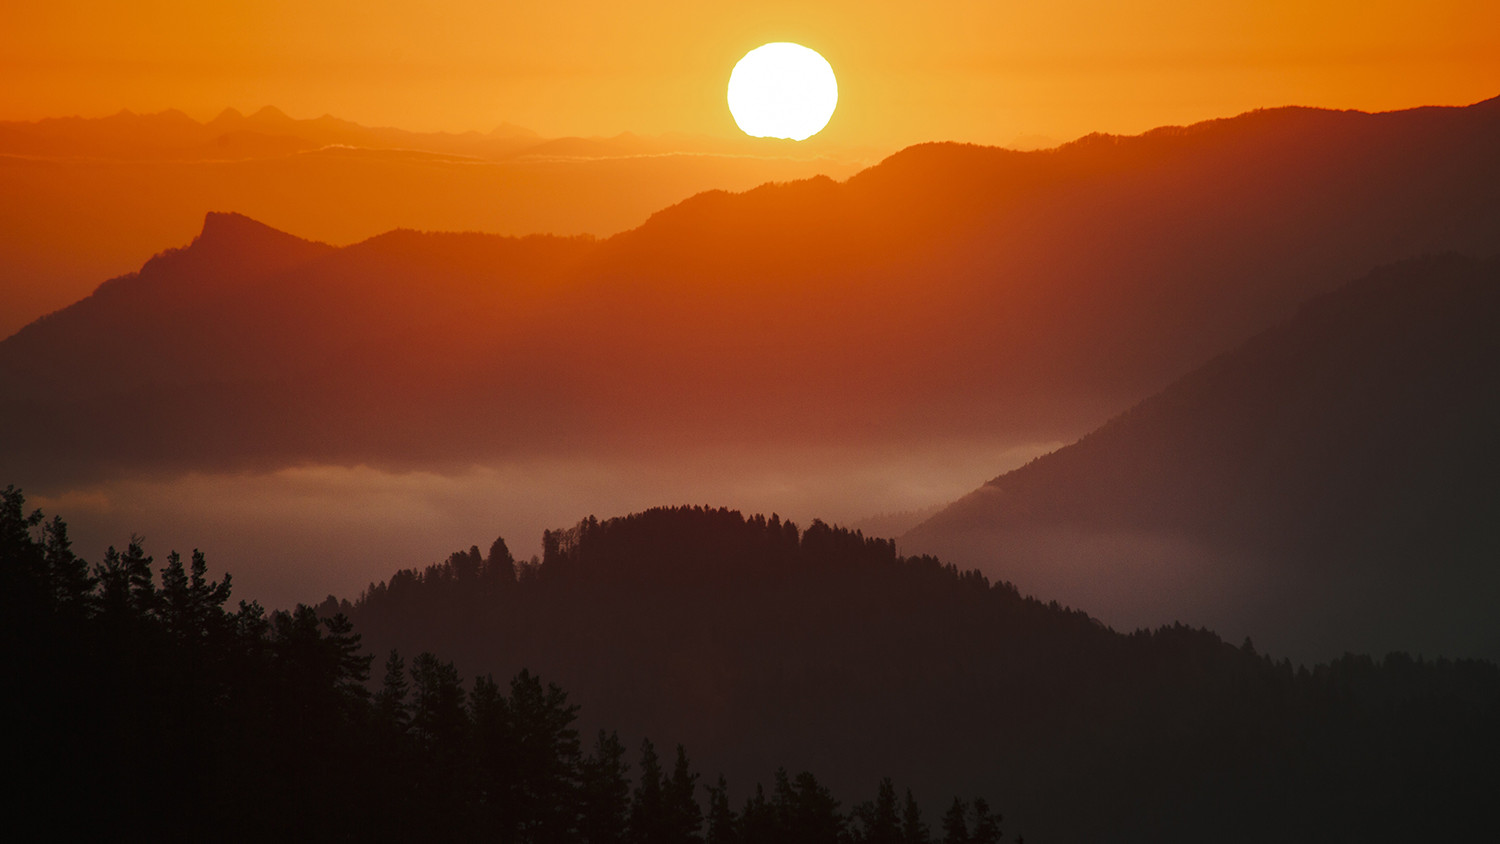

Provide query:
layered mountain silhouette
left=334, top=506, right=1500, bottom=843
left=905, top=254, right=1500, bottom=661
left=0, top=107, right=870, bottom=338
left=6, top=98, right=1500, bottom=489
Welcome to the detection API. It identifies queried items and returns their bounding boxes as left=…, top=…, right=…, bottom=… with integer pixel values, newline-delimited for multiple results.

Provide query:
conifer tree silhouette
left=665, top=744, right=705, bottom=843
left=579, top=730, right=632, bottom=844
left=629, top=738, right=666, bottom=844
left=705, top=774, right=738, bottom=844
left=902, top=789, right=932, bottom=844
left=941, top=798, right=969, bottom=844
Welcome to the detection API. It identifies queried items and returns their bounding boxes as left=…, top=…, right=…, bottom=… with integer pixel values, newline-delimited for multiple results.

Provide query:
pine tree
left=410, top=651, right=467, bottom=753
left=788, top=771, right=843, bottom=843
left=450, top=545, right=482, bottom=582
left=375, top=649, right=412, bottom=732
left=852, top=778, right=902, bottom=844
left=95, top=537, right=156, bottom=621
left=321, top=612, right=372, bottom=712
left=664, top=744, right=704, bottom=843
left=738, top=784, right=776, bottom=844
left=485, top=535, right=518, bottom=588
left=469, top=673, right=513, bottom=835
left=508, top=669, right=582, bottom=842
left=579, top=730, right=631, bottom=844
left=40, top=515, right=93, bottom=612
left=159, top=550, right=194, bottom=639
left=941, top=798, right=969, bottom=844
left=629, top=739, right=665, bottom=844
left=968, top=798, right=1001, bottom=844
left=705, top=774, right=738, bottom=844
left=901, top=789, right=931, bottom=844
left=772, top=768, right=797, bottom=834
left=157, top=550, right=231, bottom=647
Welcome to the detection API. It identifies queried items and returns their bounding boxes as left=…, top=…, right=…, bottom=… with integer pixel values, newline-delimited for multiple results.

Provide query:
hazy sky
left=5, top=1, right=1498, bottom=146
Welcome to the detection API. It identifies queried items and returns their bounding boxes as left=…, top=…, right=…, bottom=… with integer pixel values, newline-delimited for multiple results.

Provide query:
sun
left=727, top=43, right=838, bottom=141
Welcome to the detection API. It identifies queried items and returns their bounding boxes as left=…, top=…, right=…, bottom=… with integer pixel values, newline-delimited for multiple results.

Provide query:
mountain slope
left=904, top=254, right=1500, bottom=661
left=0, top=108, right=871, bottom=338
left=5, top=98, right=1500, bottom=485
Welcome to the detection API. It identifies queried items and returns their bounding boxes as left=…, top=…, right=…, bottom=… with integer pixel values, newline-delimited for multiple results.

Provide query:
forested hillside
left=1, top=487, right=994, bottom=842
left=342, top=505, right=1500, bottom=842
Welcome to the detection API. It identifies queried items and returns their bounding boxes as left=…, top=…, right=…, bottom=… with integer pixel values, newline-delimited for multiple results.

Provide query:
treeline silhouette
left=1, top=486, right=1002, bottom=842
left=343, top=506, right=1500, bottom=842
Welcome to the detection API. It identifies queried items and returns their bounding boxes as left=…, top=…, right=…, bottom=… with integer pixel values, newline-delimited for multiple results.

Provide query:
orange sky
left=4, top=1, right=1498, bottom=148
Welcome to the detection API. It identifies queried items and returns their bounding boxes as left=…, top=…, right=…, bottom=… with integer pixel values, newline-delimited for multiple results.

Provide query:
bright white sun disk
left=727, top=43, right=838, bottom=141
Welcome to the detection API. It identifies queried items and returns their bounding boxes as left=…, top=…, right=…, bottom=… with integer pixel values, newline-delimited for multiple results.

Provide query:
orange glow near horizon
left=3, top=1, right=1498, bottom=148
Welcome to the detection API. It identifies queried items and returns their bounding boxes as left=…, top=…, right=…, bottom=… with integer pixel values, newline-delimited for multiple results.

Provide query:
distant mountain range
left=5, top=97, right=1499, bottom=487
left=0, top=107, right=873, bottom=338
left=905, top=254, right=1500, bottom=661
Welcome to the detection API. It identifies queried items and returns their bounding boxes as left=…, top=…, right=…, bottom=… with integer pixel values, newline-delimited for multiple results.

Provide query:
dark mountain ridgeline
left=340, top=504, right=1500, bottom=843
left=905, top=254, right=1500, bottom=661
left=5, top=98, right=1500, bottom=482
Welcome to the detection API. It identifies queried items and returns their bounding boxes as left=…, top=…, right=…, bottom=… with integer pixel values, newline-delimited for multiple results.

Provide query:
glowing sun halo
left=727, top=43, right=838, bottom=141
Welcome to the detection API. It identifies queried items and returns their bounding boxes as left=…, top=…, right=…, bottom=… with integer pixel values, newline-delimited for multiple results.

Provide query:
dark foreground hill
left=904, top=254, right=1500, bottom=662
left=3, top=487, right=1004, bottom=842
left=340, top=505, right=1500, bottom=843
left=5, top=98, right=1500, bottom=485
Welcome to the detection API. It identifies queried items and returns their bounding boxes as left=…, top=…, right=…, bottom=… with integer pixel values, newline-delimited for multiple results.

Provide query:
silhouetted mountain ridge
left=905, top=253, right=1500, bottom=660
left=5, top=97, right=1500, bottom=482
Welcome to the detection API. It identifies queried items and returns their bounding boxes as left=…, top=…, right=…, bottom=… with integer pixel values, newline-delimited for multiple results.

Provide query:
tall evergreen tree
left=772, top=768, right=797, bottom=834
left=664, top=744, right=704, bottom=843
left=95, top=537, right=156, bottom=621
left=469, top=673, right=513, bottom=836
left=968, top=798, right=1001, bottom=844
left=486, top=535, right=518, bottom=588
left=902, top=789, right=931, bottom=844
left=852, top=778, right=902, bottom=844
left=507, top=669, right=582, bottom=842
left=40, top=515, right=93, bottom=612
left=410, top=652, right=467, bottom=753
left=787, top=771, right=843, bottom=844
left=321, top=612, right=373, bottom=715
left=629, top=739, right=666, bottom=844
left=941, top=798, right=969, bottom=844
left=158, top=550, right=232, bottom=648
left=738, top=784, right=776, bottom=844
left=578, top=730, right=631, bottom=844
left=705, top=774, right=738, bottom=844
left=375, top=649, right=412, bottom=732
